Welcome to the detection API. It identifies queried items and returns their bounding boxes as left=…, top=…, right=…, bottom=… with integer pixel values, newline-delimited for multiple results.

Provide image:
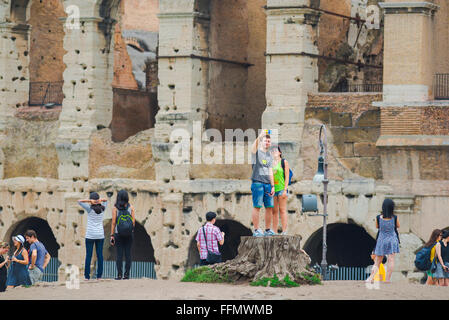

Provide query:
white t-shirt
left=78, top=201, right=107, bottom=239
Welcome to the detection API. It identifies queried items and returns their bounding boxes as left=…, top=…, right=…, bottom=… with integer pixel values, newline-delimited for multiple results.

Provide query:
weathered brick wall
left=304, top=93, right=382, bottom=180
left=110, top=87, right=157, bottom=142
left=380, top=106, right=449, bottom=136
left=28, top=0, right=66, bottom=84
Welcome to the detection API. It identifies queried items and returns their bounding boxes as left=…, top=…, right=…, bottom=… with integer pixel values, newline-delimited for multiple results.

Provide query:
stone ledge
left=14, top=106, right=61, bottom=121
left=376, top=135, right=449, bottom=147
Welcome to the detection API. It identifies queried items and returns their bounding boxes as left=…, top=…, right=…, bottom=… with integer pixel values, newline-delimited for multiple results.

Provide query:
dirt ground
left=0, top=278, right=448, bottom=300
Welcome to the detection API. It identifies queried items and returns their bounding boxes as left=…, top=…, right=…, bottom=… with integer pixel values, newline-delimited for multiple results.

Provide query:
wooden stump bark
left=211, top=236, right=315, bottom=284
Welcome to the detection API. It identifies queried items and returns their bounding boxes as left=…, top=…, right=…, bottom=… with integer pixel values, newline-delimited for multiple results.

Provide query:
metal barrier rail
left=435, top=74, right=449, bottom=100
left=98, top=261, right=157, bottom=279
left=29, top=81, right=64, bottom=106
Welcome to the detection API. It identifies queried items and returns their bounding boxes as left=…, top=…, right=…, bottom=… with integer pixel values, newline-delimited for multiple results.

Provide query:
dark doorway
left=103, top=220, right=155, bottom=262
left=7, top=217, right=60, bottom=257
left=303, top=223, right=376, bottom=267
left=186, top=219, right=252, bottom=268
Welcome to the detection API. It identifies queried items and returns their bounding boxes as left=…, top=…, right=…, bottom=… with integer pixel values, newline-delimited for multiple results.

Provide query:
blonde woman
left=0, top=242, right=10, bottom=292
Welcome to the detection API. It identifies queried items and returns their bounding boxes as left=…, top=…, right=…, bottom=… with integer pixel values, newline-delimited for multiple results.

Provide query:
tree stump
left=211, top=236, right=315, bottom=284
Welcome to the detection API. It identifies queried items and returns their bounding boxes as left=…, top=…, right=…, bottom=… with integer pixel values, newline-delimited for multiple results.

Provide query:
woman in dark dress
left=6, top=235, right=31, bottom=289
left=0, top=242, right=10, bottom=292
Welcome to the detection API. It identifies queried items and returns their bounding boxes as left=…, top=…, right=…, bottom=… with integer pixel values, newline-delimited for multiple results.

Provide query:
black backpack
left=116, top=206, right=133, bottom=236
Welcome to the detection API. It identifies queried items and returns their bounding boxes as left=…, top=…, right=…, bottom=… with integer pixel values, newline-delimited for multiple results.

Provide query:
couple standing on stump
left=251, top=130, right=289, bottom=236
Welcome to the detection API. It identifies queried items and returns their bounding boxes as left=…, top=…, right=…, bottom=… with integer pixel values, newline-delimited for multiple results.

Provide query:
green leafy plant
left=301, top=272, right=322, bottom=285
left=181, top=266, right=231, bottom=283
left=250, top=274, right=300, bottom=288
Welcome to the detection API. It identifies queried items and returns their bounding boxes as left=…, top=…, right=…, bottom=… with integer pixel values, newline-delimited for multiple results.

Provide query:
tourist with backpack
left=195, top=212, right=225, bottom=266
left=366, top=199, right=400, bottom=284
left=414, top=229, right=442, bottom=285
left=270, top=145, right=292, bottom=235
left=433, top=230, right=449, bottom=286
left=110, top=190, right=135, bottom=280
left=78, top=192, right=108, bottom=281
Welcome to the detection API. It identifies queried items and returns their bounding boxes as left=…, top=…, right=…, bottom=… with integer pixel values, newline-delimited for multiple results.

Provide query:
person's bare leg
left=385, top=254, right=395, bottom=282
left=438, top=278, right=445, bottom=286
left=366, top=255, right=382, bottom=283
left=279, top=193, right=288, bottom=233
left=252, top=207, right=261, bottom=230
left=426, top=275, right=435, bottom=285
left=265, top=207, right=273, bottom=231
left=272, top=197, right=280, bottom=233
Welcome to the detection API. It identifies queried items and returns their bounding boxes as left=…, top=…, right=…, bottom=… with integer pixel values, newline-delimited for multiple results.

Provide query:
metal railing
left=435, top=73, right=449, bottom=100
left=332, top=82, right=382, bottom=93
left=29, top=81, right=64, bottom=106
left=327, top=266, right=369, bottom=281
left=97, top=261, right=157, bottom=279
left=41, top=258, right=61, bottom=282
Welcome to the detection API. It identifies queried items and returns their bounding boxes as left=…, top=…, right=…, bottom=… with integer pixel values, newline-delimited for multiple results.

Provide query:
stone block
left=330, top=112, right=352, bottom=127
left=359, top=157, right=383, bottom=179
left=305, top=107, right=330, bottom=122
left=356, top=110, right=380, bottom=127
left=345, top=128, right=380, bottom=143
left=353, top=142, right=378, bottom=157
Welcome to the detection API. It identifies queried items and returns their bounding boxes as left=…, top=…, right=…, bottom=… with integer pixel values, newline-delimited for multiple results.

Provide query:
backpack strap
left=281, top=158, right=285, bottom=172
left=202, top=226, right=209, bottom=252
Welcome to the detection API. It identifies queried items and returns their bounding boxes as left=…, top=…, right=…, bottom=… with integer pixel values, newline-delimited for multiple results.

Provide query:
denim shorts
left=251, top=182, right=274, bottom=208
left=274, top=189, right=287, bottom=197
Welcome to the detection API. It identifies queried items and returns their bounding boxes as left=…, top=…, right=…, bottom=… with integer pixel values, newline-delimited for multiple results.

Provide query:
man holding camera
left=250, top=130, right=275, bottom=237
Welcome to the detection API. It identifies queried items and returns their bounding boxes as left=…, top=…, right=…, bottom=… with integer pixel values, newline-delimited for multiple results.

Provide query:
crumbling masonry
left=0, top=0, right=448, bottom=281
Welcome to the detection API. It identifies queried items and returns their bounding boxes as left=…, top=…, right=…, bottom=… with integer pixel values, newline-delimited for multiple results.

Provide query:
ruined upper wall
left=28, top=0, right=67, bottom=83
left=122, top=0, right=159, bottom=32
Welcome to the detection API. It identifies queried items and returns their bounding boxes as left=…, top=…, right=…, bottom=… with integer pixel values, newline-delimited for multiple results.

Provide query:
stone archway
left=303, top=222, right=376, bottom=268
left=186, top=219, right=252, bottom=268
left=5, top=216, right=60, bottom=257
left=103, top=219, right=155, bottom=262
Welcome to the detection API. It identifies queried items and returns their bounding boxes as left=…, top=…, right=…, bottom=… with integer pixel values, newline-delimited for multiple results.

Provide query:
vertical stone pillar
left=0, top=23, right=31, bottom=172
left=262, top=1, right=320, bottom=174
left=56, top=15, right=116, bottom=181
left=379, top=1, right=439, bottom=102
left=153, top=0, right=210, bottom=182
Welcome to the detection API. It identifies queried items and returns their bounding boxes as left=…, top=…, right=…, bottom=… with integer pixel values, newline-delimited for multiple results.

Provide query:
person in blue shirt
left=24, top=230, right=51, bottom=285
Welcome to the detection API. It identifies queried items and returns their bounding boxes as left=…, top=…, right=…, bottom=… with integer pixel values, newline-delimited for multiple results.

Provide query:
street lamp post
left=312, top=124, right=329, bottom=280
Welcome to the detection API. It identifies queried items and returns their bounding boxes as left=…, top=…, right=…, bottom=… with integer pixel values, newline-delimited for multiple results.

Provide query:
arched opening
left=103, top=220, right=155, bottom=262
left=303, top=223, right=376, bottom=268
left=109, top=0, right=160, bottom=142
left=6, top=217, right=60, bottom=258
left=186, top=219, right=252, bottom=268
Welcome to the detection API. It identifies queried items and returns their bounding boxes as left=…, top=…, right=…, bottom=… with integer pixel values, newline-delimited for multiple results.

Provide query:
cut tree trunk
left=211, top=236, right=315, bottom=284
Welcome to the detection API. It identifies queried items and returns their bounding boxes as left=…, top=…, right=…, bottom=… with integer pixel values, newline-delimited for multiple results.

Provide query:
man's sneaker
left=253, top=229, right=264, bottom=237
left=264, top=229, right=276, bottom=236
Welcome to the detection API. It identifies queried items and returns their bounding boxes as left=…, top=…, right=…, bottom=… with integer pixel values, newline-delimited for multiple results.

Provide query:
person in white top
left=78, top=192, right=107, bottom=280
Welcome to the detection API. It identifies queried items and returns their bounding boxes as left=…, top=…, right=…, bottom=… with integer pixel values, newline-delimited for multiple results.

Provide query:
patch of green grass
left=301, top=272, right=322, bottom=285
left=181, top=266, right=231, bottom=283
left=250, top=274, right=300, bottom=288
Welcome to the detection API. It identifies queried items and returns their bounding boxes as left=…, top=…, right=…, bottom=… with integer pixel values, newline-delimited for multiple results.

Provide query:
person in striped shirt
left=78, top=192, right=108, bottom=280
left=195, top=212, right=225, bottom=266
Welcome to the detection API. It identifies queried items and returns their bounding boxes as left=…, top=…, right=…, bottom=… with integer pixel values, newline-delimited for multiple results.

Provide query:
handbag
left=202, top=226, right=221, bottom=264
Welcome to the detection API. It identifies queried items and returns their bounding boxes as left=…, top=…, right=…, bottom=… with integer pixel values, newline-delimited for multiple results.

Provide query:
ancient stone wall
left=28, top=0, right=66, bottom=83
left=304, top=93, right=382, bottom=180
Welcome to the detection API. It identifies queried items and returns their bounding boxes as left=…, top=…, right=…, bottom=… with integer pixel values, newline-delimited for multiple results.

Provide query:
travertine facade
left=0, top=0, right=448, bottom=283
